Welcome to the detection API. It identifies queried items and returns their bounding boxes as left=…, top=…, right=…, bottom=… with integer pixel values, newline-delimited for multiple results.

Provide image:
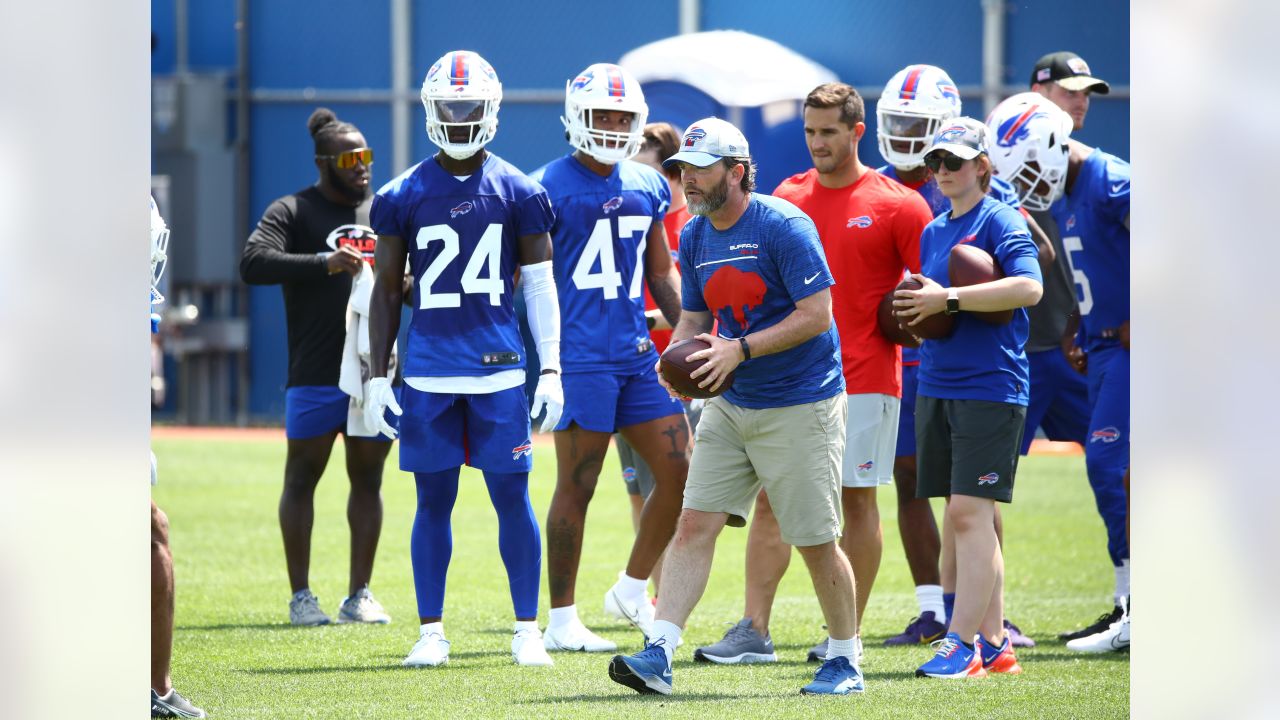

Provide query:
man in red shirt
left=694, top=83, right=931, bottom=665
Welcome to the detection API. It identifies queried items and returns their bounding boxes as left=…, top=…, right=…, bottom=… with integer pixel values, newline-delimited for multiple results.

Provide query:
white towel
left=339, top=263, right=397, bottom=437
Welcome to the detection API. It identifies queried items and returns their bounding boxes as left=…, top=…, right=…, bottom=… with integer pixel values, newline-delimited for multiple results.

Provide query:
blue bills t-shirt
left=679, top=193, right=844, bottom=409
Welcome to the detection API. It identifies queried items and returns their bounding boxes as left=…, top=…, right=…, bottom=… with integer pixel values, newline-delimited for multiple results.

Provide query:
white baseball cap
left=663, top=117, right=750, bottom=168
left=924, top=117, right=990, bottom=161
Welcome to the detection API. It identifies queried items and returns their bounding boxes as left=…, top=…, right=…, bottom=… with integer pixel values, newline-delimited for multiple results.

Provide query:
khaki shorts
left=684, top=392, right=847, bottom=546
left=842, top=393, right=900, bottom=488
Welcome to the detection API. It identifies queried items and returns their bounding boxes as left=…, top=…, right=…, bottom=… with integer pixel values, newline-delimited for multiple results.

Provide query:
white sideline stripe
left=695, top=256, right=758, bottom=269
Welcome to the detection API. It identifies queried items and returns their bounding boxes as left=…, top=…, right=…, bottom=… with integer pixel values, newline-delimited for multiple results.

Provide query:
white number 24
left=413, top=223, right=504, bottom=309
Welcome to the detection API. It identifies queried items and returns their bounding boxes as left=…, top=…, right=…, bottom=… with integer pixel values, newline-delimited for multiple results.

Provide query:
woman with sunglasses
left=893, top=117, right=1043, bottom=679
left=240, top=107, right=397, bottom=628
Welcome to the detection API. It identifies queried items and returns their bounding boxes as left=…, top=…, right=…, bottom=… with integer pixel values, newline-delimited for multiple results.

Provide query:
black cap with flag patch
left=1030, top=51, right=1110, bottom=95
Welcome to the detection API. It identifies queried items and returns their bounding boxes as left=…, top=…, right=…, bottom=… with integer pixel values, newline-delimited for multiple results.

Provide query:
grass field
left=153, top=435, right=1128, bottom=719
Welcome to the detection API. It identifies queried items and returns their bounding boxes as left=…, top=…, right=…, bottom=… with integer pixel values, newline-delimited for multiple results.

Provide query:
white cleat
left=403, top=630, right=451, bottom=667
left=604, top=585, right=656, bottom=638
left=1066, top=611, right=1130, bottom=653
left=513, top=627, right=555, bottom=666
left=543, top=618, right=618, bottom=652
left=336, top=587, right=391, bottom=624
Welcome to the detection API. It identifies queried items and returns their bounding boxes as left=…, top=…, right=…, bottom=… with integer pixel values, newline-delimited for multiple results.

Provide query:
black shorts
left=915, top=395, right=1026, bottom=503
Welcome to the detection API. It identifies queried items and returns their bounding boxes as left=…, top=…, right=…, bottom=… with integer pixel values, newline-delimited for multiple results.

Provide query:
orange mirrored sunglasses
left=317, top=147, right=373, bottom=169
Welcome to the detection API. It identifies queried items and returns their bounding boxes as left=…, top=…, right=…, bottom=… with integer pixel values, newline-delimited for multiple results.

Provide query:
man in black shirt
left=241, top=108, right=396, bottom=626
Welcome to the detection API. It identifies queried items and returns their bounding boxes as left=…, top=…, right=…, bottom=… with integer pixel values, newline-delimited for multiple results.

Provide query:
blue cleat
left=800, top=655, right=865, bottom=695
left=915, top=632, right=986, bottom=679
left=608, top=639, right=673, bottom=695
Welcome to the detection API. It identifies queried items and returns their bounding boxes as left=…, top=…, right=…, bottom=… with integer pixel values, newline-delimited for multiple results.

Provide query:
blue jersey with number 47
left=371, top=153, right=554, bottom=378
left=529, top=155, right=670, bottom=373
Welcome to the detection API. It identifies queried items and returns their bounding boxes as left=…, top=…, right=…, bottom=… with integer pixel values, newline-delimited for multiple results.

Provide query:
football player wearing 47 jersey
left=529, top=63, right=690, bottom=653
left=364, top=50, right=563, bottom=668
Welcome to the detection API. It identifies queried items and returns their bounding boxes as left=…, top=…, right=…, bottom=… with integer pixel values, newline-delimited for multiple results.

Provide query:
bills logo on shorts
left=450, top=201, right=474, bottom=218
left=857, top=461, right=874, bottom=472
left=978, top=472, right=999, bottom=485
left=847, top=215, right=873, bottom=229
left=622, top=467, right=636, bottom=482
left=602, top=196, right=624, bottom=214
left=512, top=440, right=533, bottom=460
left=1090, top=427, right=1121, bottom=443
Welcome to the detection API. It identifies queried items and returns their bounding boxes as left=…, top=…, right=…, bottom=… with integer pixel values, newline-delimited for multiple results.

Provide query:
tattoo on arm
left=648, top=274, right=682, bottom=329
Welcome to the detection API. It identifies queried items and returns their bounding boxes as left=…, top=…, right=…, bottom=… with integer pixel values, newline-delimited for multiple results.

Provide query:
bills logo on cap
left=450, top=201, right=474, bottom=218
left=1066, top=57, right=1091, bottom=75
left=602, top=196, right=624, bottom=214
left=937, top=125, right=968, bottom=143
left=683, top=126, right=706, bottom=147
left=978, top=472, right=999, bottom=485
left=1090, top=427, right=1121, bottom=443
left=1036, top=67, right=1052, bottom=82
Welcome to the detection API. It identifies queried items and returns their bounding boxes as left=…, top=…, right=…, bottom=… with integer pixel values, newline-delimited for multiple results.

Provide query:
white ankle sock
left=651, top=620, right=682, bottom=664
left=616, top=572, right=649, bottom=602
left=548, top=605, right=578, bottom=630
left=420, top=621, right=444, bottom=637
left=916, top=584, right=946, bottom=621
left=1114, top=560, right=1130, bottom=605
left=827, top=636, right=857, bottom=664
left=514, top=620, right=539, bottom=633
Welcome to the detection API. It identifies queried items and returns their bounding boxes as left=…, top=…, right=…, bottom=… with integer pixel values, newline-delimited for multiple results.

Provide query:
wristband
left=738, top=336, right=751, bottom=361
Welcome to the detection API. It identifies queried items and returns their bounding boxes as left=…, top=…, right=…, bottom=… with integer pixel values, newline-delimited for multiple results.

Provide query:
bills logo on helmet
left=325, top=224, right=378, bottom=263
left=512, top=441, right=533, bottom=460
left=705, top=266, right=767, bottom=332
left=450, top=201, right=474, bottom=218
left=847, top=215, right=873, bottom=229
left=570, top=70, right=595, bottom=92
left=602, top=196, right=624, bottom=214
left=996, top=105, right=1048, bottom=148
left=978, top=472, right=999, bottom=485
left=1090, top=427, right=1121, bottom=443
left=683, top=126, right=706, bottom=148
left=857, top=461, right=874, bottom=472
left=427, top=60, right=442, bottom=79
left=937, top=81, right=960, bottom=104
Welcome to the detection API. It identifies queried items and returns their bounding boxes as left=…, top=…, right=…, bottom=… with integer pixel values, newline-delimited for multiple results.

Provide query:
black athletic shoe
left=151, top=688, right=207, bottom=718
left=1058, top=605, right=1124, bottom=641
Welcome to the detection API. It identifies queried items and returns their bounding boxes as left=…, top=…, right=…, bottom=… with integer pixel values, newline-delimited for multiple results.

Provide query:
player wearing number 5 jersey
left=365, top=50, right=561, bottom=668
left=528, top=63, right=690, bottom=653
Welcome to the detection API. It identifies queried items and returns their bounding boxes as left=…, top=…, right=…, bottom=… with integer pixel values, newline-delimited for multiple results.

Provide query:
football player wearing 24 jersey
left=364, top=50, right=562, bottom=668
left=529, top=63, right=690, bottom=652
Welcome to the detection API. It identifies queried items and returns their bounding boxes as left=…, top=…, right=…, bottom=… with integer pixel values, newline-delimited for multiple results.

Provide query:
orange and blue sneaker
left=977, top=634, right=1023, bottom=674
left=915, top=632, right=987, bottom=679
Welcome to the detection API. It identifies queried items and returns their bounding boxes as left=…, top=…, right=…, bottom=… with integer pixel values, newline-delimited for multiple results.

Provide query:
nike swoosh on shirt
left=1111, top=181, right=1129, bottom=194
left=804, top=272, right=821, bottom=284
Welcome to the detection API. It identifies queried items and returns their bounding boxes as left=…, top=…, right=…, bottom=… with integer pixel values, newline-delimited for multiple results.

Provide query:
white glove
left=530, top=371, right=564, bottom=433
left=364, top=377, right=402, bottom=440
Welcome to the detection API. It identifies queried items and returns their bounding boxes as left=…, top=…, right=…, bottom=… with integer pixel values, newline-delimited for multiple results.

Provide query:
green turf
left=153, top=437, right=1128, bottom=718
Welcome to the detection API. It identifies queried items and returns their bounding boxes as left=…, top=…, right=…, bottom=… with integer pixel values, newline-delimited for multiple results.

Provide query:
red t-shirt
left=773, top=169, right=930, bottom=396
left=645, top=204, right=691, bottom=354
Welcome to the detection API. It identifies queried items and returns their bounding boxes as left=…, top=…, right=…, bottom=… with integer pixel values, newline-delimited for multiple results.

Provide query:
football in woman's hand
left=949, top=244, right=1013, bottom=325
left=891, top=277, right=954, bottom=340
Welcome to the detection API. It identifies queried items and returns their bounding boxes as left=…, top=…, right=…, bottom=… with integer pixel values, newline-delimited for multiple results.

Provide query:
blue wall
left=152, top=0, right=1129, bottom=421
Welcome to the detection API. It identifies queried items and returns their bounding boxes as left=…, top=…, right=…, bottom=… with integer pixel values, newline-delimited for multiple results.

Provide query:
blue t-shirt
left=878, top=165, right=1023, bottom=366
left=370, top=152, right=555, bottom=377
left=1050, top=148, right=1130, bottom=352
left=679, top=194, right=844, bottom=409
left=529, top=155, right=670, bottom=373
left=917, top=195, right=1042, bottom=405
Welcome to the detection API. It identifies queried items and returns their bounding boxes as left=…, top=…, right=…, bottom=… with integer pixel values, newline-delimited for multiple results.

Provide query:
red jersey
left=645, top=203, right=691, bottom=354
left=773, top=169, right=930, bottom=396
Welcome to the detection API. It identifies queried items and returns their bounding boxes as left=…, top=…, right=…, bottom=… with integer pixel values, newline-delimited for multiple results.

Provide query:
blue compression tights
left=410, top=469, right=542, bottom=620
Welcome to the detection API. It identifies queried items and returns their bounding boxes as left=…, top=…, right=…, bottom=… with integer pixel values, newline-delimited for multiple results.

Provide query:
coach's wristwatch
left=944, top=288, right=960, bottom=315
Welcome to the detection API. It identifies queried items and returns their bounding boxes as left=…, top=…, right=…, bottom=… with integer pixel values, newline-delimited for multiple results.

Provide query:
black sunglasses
left=923, top=153, right=967, bottom=173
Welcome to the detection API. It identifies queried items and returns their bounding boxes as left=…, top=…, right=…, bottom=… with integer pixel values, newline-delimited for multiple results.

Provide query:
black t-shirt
left=240, top=186, right=376, bottom=387
left=1026, top=209, right=1079, bottom=352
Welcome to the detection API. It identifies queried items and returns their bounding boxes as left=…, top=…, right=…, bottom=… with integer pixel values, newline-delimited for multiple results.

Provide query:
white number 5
left=1062, top=235, right=1093, bottom=316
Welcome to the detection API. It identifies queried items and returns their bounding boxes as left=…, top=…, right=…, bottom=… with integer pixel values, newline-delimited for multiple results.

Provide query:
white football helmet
left=561, top=63, right=648, bottom=164
left=150, top=195, right=170, bottom=305
left=985, top=92, right=1073, bottom=211
left=420, top=50, right=502, bottom=160
left=877, top=64, right=962, bottom=170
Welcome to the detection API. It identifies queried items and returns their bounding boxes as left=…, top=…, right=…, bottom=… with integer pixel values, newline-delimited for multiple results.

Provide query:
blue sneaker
left=608, top=639, right=673, bottom=695
left=915, top=632, right=987, bottom=679
left=800, top=655, right=864, bottom=695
